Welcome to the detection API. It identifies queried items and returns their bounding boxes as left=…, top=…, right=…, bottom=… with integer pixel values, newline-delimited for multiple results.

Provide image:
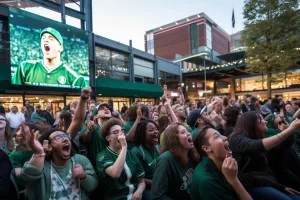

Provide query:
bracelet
left=32, top=153, right=46, bottom=157
left=80, top=175, right=87, bottom=180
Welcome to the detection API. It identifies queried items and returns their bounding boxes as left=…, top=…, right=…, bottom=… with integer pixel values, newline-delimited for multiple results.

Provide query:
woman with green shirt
left=96, top=118, right=146, bottom=200
left=151, top=122, right=200, bottom=200
left=131, top=119, right=160, bottom=200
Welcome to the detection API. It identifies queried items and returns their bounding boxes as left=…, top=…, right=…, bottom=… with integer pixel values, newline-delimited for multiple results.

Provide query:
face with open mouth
left=145, top=122, right=159, bottom=146
left=204, top=128, right=232, bottom=160
left=49, top=131, right=71, bottom=160
left=178, top=125, right=193, bottom=150
left=41, top=33, right=62, bottom=60
left=98, top=106, right=112, bottom=119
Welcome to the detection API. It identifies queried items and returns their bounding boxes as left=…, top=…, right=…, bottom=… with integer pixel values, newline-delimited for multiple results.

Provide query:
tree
left=242, top=0, right=300, bottom=97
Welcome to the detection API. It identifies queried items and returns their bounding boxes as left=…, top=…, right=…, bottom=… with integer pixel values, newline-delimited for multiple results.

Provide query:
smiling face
left=145, top=122, right=159, bottom=146
left=285, top=104, right=292, bottom=113
left=48, top=131, right=71, bottom=161
left=202, top=128, right=232, bottom=161
left=41, top=33, right=63, bottom=60
left=177, top=125, right=193, bottom=150
left=256, top=114, right=268, bottom=134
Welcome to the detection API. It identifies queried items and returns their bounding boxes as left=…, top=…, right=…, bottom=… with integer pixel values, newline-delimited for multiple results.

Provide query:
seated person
left=191, top=126, right=252, bottom=200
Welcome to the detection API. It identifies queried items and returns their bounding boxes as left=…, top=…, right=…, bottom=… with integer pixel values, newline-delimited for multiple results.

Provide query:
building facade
left=0, top=1, right=181, bottom=113
left=145, top=13, right=231, bottom=63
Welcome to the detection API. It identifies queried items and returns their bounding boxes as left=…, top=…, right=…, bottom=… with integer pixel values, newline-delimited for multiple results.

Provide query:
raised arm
left=67, top=87, right=92, bottom=140
left=105, top=133, right=127, bottom=178
left=164, top=97, right=178, bottom=123
left=125, top=105, right=142, bottom=142
left=222, top=157, right=252, bottom=200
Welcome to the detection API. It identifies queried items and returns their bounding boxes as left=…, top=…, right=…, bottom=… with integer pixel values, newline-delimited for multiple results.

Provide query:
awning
left=96, top=78, right=163, bottom=97
left=217, top=51, right=245, bottom=62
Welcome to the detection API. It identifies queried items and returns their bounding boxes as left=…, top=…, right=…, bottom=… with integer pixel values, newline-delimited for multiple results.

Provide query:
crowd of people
left=1, top=85, right=300, bottom=200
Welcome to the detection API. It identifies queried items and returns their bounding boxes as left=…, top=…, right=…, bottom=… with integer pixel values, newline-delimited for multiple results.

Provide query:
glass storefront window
left=159, top=71, right=180, bottom=89
left=97, top=97, right=130, bottom=112
left=0, top=94, right=23, bottom=112
left=216, top=81, right=229, bottom=94
left=241, top=76, right=263, bottom=91
left=95, top=46, right=129, bottom=80
left=134, top=57, right=154, bottom=84
left=235, top=78, right=241, bottom=92
left=139, top=98, right=155, bottom=105
left=25, top=95, right=64, bottom=116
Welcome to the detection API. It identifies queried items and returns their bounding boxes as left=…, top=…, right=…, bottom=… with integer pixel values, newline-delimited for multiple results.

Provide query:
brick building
left=145, top=13, right=231, bottom=62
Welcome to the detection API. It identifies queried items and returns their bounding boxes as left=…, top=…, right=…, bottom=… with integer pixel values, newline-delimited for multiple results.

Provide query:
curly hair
left=134, top=119, right=158, bottom=146
left=100, top=118, right=123, bottom=145
left=125, top=104, right=138, bottom=121
left=162, top=122, right=200, bottom=167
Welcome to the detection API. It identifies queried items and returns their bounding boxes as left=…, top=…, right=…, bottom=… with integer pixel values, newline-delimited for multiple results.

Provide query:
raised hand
left=136, top=104, right=142, bottom=119
left=289, top=118, right=300, bottom=131
left=81, top=87, right=92, bottom=101
left=22, top=124, right=43, bottom=154
left=72, top=164, right=86, bottom=179
left=118, top=132, right=127, bottom=148
left=221, top=157, right=238, bottom=184
left=87, top=120, right=96, bottom=133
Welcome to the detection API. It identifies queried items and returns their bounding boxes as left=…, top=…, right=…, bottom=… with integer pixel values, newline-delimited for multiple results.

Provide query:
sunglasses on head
left=278, top=120, right=287, bottom=126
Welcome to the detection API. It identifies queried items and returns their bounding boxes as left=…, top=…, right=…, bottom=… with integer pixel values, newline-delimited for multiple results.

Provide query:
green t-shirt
left=12, top=60, right=86, bottom=88
left=96, top=147, right=145, bottom=200
left=190, top=157, right=237, bottom=200
left=191, top=128, right=201, bottom=138
left=9, top=150, right=33, bottom=189
left=131, top=145, right=160, bottom=180
left=80, top=123, right=106, bottom=168
left=151, top=151, right=195, bottom=200
left=123, top=121, right=135, bottom=149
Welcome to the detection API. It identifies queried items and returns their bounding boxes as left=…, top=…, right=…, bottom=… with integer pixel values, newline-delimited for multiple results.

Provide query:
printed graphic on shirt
left=180, top=168, right=194, bottom=190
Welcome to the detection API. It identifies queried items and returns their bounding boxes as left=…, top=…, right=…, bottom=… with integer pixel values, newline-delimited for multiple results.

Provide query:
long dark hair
left=233, top=111, right=264, bottom=139
left=224, top=107, right=241, bottom=128
left=134, top=119, right=158, bottom=146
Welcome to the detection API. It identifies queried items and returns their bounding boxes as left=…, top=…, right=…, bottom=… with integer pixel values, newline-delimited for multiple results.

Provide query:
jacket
left=21, top=154, right=98, bottom=200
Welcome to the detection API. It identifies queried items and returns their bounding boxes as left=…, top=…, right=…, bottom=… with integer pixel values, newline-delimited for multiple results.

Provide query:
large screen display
left=9, top=7, right=89, bottom=88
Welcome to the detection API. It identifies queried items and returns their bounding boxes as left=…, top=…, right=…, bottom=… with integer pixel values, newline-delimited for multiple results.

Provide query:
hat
left=244, top=94, right=252, bottom=98
left=36, top=104, right=41, bottom=108
left=40, top=27, right=63, bottom=46
left=187, top=109, right=201, bottom=128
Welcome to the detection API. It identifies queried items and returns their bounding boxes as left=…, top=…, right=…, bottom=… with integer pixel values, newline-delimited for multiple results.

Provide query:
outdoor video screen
left=9, top=7, right=89, bottom=89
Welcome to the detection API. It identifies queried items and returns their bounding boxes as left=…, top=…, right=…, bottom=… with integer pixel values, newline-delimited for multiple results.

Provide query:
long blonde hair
left=4, top=119, right=14, bottom=152
left=161, top=122, right=200, bottom=167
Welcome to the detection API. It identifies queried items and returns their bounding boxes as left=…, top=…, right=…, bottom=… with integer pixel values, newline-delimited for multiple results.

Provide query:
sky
left=23, top=0, right=244, bottom=51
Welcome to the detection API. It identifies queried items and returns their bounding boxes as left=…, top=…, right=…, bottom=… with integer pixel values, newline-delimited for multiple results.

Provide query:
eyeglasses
left=110, top=129, right=124, bottom=135
left=49, top=133, right=70, bottom=143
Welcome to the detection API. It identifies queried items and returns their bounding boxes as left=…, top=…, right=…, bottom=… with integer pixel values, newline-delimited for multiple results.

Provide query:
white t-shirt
left=6, top=112, right=25, bottom=128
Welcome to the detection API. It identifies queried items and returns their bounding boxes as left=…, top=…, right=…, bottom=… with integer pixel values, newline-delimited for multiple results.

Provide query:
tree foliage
left=242, top=0, right=300, bottom=97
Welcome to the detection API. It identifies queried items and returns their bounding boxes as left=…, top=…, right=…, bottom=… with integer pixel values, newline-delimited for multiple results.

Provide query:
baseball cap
left=244, top=94, right=252, bottom=98
left=187, top=109, right=201, bottom=128
left=40, top=27, right=63, bottom=46
left=36, top=104, right=41, bottom=108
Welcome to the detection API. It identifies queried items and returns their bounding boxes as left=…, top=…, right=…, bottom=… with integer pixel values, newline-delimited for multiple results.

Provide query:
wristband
left=32, top=153, right=46, bottom=157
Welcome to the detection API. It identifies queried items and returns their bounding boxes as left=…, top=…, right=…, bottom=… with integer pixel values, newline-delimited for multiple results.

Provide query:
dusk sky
left=24, top=0, right=244, bottom=50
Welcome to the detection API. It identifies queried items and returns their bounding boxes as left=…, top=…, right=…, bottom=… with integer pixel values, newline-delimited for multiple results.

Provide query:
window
left=190, top=23, right=198, bottom=53
left=206, top=23, right=212, bottom=49
left=159, top=71, right=180, bottom=89
left=134, top=57, right=154, bottom=84
left=240, top=76, right=263, bottom=91
left=146, top=33, right=154, bottom=55
left=95, top=46, right=129, bottom=80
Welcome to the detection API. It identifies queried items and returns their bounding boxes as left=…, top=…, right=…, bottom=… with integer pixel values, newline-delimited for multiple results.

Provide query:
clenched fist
left=81, top=87, right=92, bottom=101
left=72, top=164, right=86, bottom=179
left=221, top=157, right=238, bottom=184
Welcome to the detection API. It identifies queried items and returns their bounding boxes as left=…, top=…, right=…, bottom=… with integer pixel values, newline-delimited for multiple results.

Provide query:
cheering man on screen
left=12, top=27, right=86, bottom=88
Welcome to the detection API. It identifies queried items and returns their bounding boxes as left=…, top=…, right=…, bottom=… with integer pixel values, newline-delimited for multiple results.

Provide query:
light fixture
left=160, top=27, right=163, bottom=30
left=187, top=18, right=190, bottom=21
left=192, top=84, right=195, bottom=88
left=175, top=22, right=178, bottom=25
left=197, top=14, right=200, bottom=17
left=181, top=83, right=185, bottom=87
